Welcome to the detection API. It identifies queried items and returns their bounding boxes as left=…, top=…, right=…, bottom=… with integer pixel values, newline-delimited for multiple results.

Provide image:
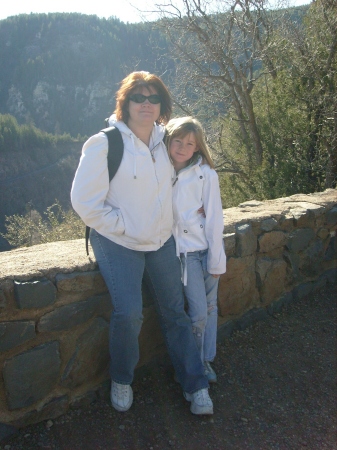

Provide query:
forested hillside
left=0, top=114, right=84, bottom=250
left=0, top=13, right=172, bottom=137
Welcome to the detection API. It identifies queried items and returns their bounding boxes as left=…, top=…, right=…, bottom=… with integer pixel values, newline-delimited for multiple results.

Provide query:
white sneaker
left=184, top=388, right=213, bottom=415
left=110, top=381, right=133, bottom=412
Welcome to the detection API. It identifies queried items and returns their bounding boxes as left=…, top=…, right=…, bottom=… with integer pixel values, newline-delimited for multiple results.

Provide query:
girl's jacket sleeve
left=70, top=133, right=125, bottom=238
left=202, top=166, right=227, bottom=275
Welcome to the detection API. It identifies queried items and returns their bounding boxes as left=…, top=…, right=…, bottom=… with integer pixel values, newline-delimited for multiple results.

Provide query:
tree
left=154, top=0, right=281, bottom=168
left=153, top=0, right=336, bottom=201
left=274, top=0, right=337, bottom=189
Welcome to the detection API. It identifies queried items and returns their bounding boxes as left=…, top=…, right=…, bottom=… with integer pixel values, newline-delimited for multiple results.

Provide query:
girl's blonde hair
left=165, top=116, right=215, bottom=169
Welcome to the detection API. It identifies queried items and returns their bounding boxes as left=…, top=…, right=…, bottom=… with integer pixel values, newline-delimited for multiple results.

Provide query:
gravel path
left=1, top=282, right=336, bottom=450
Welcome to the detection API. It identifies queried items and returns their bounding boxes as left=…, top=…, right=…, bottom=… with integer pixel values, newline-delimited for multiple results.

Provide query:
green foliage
left=218, top=174, right=252, bottom=208
left=250, top=74, right=322, bottom=196
left=217, top=59, right=333, bottom=204
left=0, top=113, right=74, bottom=153
left=255, top=0, right=336, bottom=195
left=211, top=1, right=336, bottom=205
left=1, top=200, right=84, bottom=248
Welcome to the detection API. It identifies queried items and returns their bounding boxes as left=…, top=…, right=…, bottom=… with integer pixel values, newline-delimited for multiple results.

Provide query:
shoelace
left=113, top=384, right=129, bottom=402
left=194, top=388, right=211, bottom=405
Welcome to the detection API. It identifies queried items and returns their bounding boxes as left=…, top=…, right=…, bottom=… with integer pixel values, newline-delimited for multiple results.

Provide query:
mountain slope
left=0, top=13, right=171, bottom=137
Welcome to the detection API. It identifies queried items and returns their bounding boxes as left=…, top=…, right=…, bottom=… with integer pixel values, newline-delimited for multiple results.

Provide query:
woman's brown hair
left=114, top=71, right=172, bottom=125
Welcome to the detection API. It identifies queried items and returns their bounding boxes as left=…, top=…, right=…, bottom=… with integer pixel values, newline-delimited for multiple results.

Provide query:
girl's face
left=169, top=132, right=198, bottom=171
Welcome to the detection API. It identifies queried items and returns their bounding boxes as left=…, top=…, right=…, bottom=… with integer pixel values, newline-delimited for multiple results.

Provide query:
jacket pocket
left=112, top=208, right=125, bottom=235
left=181, top=216, right=205, bottom=236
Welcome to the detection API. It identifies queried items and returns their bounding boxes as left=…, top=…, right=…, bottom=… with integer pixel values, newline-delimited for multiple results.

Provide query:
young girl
left=166, top=117, right=227, bottom=383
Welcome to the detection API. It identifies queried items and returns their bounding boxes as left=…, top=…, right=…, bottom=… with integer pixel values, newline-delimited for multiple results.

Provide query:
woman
left=71, top=71, right=213, bottom=415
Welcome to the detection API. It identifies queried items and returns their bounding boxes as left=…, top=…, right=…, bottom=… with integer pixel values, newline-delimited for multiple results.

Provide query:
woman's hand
left=212, top=274, right=221, bottom=278
left=198, top=206, right=206, bottom=217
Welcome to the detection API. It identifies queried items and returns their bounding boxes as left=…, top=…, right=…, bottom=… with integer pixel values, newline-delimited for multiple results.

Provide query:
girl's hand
left=212, top=274, right=221, bottom=278
left=198, top=206, right=206, bottom=217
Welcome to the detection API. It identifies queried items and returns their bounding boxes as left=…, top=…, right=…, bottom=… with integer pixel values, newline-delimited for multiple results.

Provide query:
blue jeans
left=181, top=250, right=219, bottom=363
left=90, top=230, right=208, bottom=394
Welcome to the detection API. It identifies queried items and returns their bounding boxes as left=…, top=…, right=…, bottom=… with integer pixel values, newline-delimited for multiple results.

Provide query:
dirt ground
left=1, top=282, right=336, bottom=450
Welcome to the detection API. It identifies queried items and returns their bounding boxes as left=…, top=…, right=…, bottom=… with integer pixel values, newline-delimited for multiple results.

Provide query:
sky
left=0, top=0, right=311, bottom=23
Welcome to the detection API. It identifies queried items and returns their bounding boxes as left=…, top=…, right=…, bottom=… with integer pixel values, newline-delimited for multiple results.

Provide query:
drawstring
left=181, top=251, right=188, bottom=286
left=175, top=226, right=188, bottom=286
left=150, top=140, right=161, bottom=162
left=131, top=133, right=162, bottom=178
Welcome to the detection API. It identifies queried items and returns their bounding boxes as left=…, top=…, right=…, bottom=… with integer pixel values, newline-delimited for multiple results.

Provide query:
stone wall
left=0, top=189, right=336, bottom=427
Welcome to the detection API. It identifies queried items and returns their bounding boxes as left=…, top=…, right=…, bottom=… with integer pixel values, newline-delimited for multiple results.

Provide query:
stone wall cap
left=224, top=189, right=337, bottom=227
left=0, top=240, right=96, bottom=282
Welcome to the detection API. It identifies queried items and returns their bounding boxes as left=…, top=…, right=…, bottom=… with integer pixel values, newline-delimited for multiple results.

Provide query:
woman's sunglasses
left=129, top=94, right=161, bottom=104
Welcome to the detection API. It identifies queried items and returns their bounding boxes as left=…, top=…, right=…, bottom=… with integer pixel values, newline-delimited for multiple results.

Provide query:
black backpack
left=85, top=126, right=124, bottom=255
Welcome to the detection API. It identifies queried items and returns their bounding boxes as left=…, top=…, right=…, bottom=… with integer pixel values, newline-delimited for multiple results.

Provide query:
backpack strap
left=102, top=126, right=124, bottom=181
left=85, top=225, right=91, bottom=256
left=85, top=126, right=124, bottom=255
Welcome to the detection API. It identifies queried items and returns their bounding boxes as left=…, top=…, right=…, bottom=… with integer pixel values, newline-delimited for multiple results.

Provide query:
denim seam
left=94, top=232, right=126, bottom=383
left=144, top=264, right=181, bottom=375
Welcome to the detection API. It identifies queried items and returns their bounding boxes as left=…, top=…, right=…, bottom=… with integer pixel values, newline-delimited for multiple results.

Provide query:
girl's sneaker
left=204, top=361, right=217, bottom=383
left=184, top=388, right=213, bottom=415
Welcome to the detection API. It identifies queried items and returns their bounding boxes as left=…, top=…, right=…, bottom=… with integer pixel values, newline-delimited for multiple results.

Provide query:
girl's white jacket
left=172, top=157, right=226, bottom=277
left=71, top=116, right=174, bottom=251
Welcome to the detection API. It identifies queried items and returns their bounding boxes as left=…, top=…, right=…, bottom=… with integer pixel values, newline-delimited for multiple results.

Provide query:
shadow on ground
left=1, top=283, right=336, bottom=450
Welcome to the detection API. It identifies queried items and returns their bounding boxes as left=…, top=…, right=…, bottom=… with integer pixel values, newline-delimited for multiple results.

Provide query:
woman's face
left=127, top=86, right=161, bottom=129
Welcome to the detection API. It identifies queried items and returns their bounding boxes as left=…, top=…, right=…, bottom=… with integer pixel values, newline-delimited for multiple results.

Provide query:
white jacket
left=172, top=157, right=226, bottom=280
left=71, top=116, right=174, bottom=251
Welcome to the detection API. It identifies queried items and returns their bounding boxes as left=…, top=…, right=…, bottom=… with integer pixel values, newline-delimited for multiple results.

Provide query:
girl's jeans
left=181, top=250, right=219, bottom=363
left=90, top=230, right=208, bottom=394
